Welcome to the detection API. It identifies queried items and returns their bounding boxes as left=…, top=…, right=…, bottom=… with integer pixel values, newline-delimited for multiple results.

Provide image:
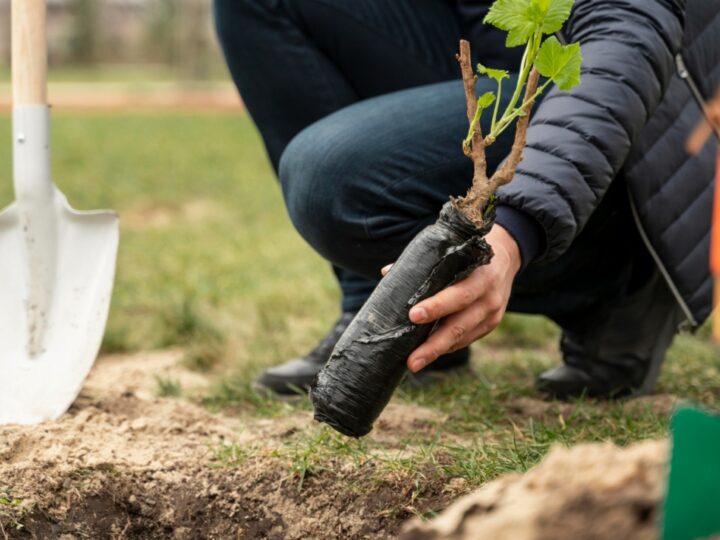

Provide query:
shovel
left=0, top=0, right=119, bottom=425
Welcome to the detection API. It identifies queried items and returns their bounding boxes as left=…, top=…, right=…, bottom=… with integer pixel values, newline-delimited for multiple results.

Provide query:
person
left=214, top=0, right=720, bottom=399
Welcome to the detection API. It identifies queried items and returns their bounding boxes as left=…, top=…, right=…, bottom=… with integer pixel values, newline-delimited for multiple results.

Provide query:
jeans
left=214, top=0, right=647, bottom=333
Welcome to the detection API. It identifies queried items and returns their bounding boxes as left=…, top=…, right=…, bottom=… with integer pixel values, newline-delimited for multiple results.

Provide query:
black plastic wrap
left=311, top=202, right=495, bottom=437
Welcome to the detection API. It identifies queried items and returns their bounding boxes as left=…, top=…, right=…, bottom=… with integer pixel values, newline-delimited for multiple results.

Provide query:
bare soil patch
left=122, top=200, right=221, bottom=231
left=0, top=352, right=455, bottom=539
left=0, top=83, right=242, bottom=112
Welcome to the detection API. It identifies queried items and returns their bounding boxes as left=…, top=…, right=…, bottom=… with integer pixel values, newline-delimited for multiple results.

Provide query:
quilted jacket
left=467, top=0, right=720, bottom=326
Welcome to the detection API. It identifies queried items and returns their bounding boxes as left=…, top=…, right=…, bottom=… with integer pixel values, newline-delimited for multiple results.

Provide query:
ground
left=402, top=439, right=667, bottom=540
left=0, top=351, right=460, bottom=539
left=0, top=112, right=719, bottom=538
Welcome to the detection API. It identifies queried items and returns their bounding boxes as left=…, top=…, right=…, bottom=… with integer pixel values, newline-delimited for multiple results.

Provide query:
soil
left=0, top=84, right=242, bottom=112
left=0, top=351, right=671, bottom=540
left=0, top=351, right=454, bottom=540
left=401, top=440, right=667, bottom=540
left=122, top=200, right=221, bottom=231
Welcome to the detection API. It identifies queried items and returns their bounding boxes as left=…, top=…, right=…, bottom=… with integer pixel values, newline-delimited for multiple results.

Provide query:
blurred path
left=0, top=82, right=243, bottom=112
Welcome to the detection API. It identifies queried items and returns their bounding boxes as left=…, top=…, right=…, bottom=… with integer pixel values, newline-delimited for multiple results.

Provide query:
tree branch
left=458, top=40, right=478, bottom=126
left=488, top=68, right=541, bottom=192
left=454, top=40, right=490, bottom=227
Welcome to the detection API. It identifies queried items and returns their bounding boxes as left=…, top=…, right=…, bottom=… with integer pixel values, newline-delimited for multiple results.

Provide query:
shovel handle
left=12, top=0, right=47, bottom=106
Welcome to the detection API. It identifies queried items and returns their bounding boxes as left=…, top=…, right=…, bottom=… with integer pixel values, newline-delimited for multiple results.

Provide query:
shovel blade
left=0, top=197, right=119, bottom=425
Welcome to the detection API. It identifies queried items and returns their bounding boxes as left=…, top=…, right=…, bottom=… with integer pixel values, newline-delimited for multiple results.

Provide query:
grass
left=155, top=376, right=183, bottom=398
left=0, top=488, right=24, bottom=534
left=0, top=110, right=718, bottom=496
left=0, top=111, right=339, bottom=365
left=211, top=443, right=250, bottom=469
left=250, top=332, right=713, bottom=495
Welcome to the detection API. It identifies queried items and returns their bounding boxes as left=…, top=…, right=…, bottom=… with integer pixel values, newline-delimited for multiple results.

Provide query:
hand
left=382, top=225, right=521, bottom=373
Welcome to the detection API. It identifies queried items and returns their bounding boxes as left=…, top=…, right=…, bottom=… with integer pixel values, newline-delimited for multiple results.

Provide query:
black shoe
left=254, top=312, right=469, bottom=395
left=536, top=271, right=685, bottom=400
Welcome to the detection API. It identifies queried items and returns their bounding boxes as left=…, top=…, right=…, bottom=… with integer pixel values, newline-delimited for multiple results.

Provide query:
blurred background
left=0, top=0, right=348, bottom=387
left=0, top=0, right=237, bottom=109
left=0, top=0, right=222, bottom=75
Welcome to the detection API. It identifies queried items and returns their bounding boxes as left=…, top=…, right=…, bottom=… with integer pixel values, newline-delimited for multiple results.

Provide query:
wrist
left=487, top=224, right=521, bottom=275
left=494, top=205, right=544, bottom=270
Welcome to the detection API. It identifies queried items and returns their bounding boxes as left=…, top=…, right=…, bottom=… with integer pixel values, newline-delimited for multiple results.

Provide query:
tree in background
left=68, top=0, right=99, bottom=64
left=144, top=0, right=213, bottom=79
left=144, top=0, right=178, bottom=67
left=0, top=0, right=220, bottom=78
left=180, top=0, right=212, bottom=79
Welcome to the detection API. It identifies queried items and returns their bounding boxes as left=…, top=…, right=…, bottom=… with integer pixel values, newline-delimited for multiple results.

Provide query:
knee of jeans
left=279, top=125, right=369, bottom=261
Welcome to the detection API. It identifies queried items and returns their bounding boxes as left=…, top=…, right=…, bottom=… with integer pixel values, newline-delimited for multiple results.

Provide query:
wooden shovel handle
left=12, top=0, right=47, bottom=106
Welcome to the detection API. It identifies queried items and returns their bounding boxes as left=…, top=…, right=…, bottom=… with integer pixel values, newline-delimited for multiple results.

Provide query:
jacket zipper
left=627, top=189, right=697, bottom=328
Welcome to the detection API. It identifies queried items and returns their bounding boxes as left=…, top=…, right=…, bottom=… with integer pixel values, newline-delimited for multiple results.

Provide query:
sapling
left=312, top=0, right=584, bottom=438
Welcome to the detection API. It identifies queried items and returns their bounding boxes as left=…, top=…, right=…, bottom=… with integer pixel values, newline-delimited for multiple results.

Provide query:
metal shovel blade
left=0, top=107, right=119, bottom=425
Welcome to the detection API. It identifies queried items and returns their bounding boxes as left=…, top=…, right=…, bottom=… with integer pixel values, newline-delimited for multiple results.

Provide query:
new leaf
left=484, top=0, right=536, bottom=47
left=536, top=0, right=574, bottom=34
left=534, top=36, right=582, bottom=91
left=477, top=64, right=510, bottom=82
left=477, top=92, right=497, bottom=110
left=484, top=0, right=575, bottom=47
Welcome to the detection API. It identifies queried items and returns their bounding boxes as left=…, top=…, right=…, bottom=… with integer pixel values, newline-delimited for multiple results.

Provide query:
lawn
left=0, top=110, right=718, bottom=501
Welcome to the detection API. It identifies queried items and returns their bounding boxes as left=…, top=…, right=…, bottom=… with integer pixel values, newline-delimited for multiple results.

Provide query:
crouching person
left=215, top=0, right=720, bottom=399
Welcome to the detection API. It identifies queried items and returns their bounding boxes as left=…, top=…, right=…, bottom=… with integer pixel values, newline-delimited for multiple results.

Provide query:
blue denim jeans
left=215, top=0, right=645, bottom=333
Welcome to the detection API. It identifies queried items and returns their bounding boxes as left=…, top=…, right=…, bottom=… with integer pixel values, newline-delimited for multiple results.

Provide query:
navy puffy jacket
left=461, top=0, right=719, bottom=327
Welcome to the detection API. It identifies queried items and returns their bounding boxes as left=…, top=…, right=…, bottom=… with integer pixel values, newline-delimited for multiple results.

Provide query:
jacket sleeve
left=495, top=0, right=686, bottom=262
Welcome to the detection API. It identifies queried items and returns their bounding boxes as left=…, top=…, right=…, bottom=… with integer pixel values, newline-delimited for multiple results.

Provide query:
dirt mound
left=401, top=440, right=667, bottom=540
left=0, top=352, right=451, bottom=539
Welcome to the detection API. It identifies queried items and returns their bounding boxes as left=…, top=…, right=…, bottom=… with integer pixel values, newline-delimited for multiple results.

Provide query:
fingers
left=403, top=228, right=518, bottom=372
left=409, top=270, right=486, bottom=324
left=407, top=304, right=504, bottom=372
left=381, top=264, right=393, bottom=276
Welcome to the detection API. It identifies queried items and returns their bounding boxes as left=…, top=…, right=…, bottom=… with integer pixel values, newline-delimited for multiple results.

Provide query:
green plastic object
left=663, top=405, right=720, bottom=540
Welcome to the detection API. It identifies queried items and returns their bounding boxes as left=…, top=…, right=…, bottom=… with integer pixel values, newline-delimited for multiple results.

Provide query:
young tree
left=312, top=0, right=583, bottom=438
left=68, top=0, right=100, bottom=64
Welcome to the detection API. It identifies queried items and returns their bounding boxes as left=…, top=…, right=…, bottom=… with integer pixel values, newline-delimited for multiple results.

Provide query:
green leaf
left=477, top=64, right=510, bottom=82
left=506, top=23, right=537, bottom=47
left=539, top=0, right=575, bottom=34
left=484, top=0, right=531, bottom=31
left=484, top=0, right=575, bottom=45
left=484, top=0, right=535, bottom=47
left=477, top=92, right=497, bottom=110
left=534, top=36, right=582, bottom=91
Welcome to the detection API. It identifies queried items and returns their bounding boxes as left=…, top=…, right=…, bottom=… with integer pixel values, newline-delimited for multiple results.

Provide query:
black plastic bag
left=311, top=202, right=494, bottom=437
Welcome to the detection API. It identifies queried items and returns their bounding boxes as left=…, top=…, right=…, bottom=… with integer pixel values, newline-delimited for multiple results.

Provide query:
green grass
left=211, top=443, right=250, bottom=468
left=155, top=376, right=183, bottom=398
left=0, top=111, right=718, bottom=494
left=0, top=111, right=340, bottom=372
left=0, top=488, right=24, bottom=534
